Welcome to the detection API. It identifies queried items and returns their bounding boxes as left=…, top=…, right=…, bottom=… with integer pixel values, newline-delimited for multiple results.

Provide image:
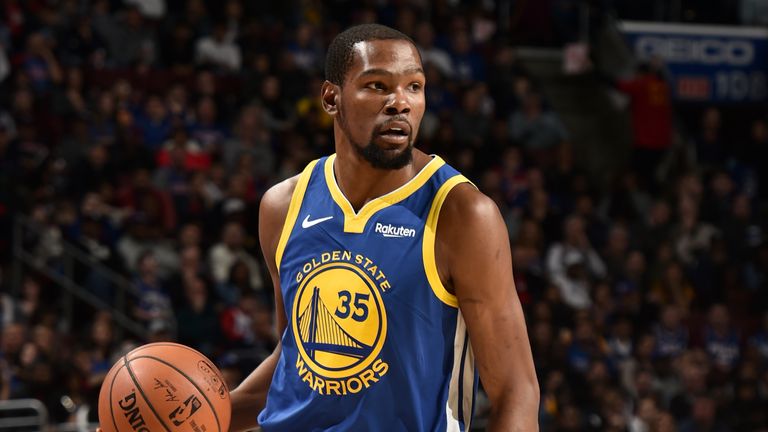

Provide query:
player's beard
left=338, top=110, right=414, bottom=170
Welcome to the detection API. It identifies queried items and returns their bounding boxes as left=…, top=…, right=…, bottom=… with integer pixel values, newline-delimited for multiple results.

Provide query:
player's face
left=337, top=39, right=426, bottom=169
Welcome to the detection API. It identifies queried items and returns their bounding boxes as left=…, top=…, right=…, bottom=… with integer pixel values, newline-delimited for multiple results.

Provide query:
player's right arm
left=229, top=176, right=298, bottom=432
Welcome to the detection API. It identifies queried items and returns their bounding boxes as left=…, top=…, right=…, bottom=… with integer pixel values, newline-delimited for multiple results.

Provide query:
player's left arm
left=437, top=184, right=540, bottom=431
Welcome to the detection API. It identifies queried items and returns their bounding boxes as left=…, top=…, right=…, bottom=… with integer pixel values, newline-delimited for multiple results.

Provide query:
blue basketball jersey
left=257, top=154, right=478, bottom=431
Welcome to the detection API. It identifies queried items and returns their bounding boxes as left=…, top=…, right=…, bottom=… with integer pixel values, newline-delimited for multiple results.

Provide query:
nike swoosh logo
left=301, top=215, right=333, bottom=229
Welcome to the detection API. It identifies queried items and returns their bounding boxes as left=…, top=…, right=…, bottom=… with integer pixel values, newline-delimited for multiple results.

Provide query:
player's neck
left=333, top=146, right=430, bottom=212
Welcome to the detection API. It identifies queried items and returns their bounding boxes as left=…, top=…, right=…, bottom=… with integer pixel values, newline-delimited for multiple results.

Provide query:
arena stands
left=0, top=1, right=767, bottom=430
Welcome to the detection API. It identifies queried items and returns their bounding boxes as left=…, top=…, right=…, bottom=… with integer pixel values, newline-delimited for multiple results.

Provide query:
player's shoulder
left=261, top=158, right=325, bottom=231
left=259, top=173, right=300, bottom=230
left=435, top=179, right=506, bottom=246
left=260, top=174, right=300, bottom=217
left=259, top=174, right=301, bottom=259
left=441, top=181, right=499, bottom=224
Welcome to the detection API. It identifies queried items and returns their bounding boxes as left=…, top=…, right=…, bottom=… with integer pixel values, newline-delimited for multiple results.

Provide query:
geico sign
left=635, top=36, right=753, bottom=66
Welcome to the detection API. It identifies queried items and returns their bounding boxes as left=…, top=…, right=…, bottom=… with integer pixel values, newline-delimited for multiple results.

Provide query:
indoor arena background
left=1, top=1, right=768, bottom=431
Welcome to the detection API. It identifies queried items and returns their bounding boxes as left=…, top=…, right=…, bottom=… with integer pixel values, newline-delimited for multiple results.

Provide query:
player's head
left=322, top=24, right=425, bottom=170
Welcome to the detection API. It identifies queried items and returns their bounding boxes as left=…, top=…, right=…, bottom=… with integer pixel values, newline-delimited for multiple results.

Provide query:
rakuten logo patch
left=374, top=223, right=416, bottom=238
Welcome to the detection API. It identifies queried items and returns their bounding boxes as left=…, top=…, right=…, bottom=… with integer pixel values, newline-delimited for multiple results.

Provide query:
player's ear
left=321, top=80, right=339, bottom=116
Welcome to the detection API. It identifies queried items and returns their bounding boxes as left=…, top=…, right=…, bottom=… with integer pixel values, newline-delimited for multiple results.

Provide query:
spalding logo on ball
left=98, top=342, right=231, bottom=432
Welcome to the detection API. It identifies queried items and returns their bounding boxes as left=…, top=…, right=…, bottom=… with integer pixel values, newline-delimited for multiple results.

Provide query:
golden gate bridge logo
left=292, top=262, right=387, bottom=380
left=298, top=287, right=371, bottom=363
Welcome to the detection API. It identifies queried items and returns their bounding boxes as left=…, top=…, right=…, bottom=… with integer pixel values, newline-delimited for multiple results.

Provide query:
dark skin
left=100, top=38, right=539, bottom=432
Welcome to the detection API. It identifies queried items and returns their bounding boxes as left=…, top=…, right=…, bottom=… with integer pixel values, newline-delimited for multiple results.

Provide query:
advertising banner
left=620, top=21, right=768, bottom=103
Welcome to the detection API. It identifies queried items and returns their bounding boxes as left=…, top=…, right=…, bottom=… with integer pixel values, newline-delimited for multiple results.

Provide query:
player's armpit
left=436, top=184, right=540, bottom=432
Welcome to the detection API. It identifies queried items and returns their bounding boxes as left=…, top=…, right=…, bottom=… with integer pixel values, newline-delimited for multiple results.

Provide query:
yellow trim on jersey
left=324, top=154, right=446, bottom=233
left=275, top=159, right=319, bottom=273
left=423, top=174, right=471, bottom=308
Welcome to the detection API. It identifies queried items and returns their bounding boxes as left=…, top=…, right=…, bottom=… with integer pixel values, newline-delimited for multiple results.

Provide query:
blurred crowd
left=612, top=0, right=768, bottom=26
left=0, top=0, right=768, bottom=431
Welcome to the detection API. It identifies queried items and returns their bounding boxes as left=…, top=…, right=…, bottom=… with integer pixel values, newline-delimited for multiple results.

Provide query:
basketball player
left=223, top=24, right=540, bottom=431
left=97, top=23, right=537, bottom=432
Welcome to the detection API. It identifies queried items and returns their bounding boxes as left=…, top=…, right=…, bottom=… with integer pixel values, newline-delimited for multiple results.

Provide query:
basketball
left=97, top=342, right=231, bottom=432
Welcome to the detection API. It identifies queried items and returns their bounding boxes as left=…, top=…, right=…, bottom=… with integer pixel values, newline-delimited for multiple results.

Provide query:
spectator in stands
left=132, top=250, right=174, bottom=332
left=176, top=275, right=219, bottom=357
left=0, top=357, right=11, bottom=400
left=189, top=97, right=228, bottom=155
left=53, top=67, right=88, bottom=122
left=208, top=221, right=263, bottom=292
left=547, top=215, right=607, bottom=309
left=414, top=21, right=454, bottom=78
left=153, top=145, right=194, bottom=220
left=695, top=107, right=726, bottom=173
left=1, top=322, right=26, bottom=371
left=161, top=21, right=195, bottom=73
left=286, top=23, right=322, bottom=74
left=137, top=94, right=172, bottom=151
left=449, top=30, right=486, bottom=83
left=509, top=91, right=569, bottom=168
left=640, top=199, right=673, bottom=256
left=87, top=91, right=117, bottom=145
left=566, top=316, right=604, bottom=374
left=88, top=314, right=116, bottom=378
left=649, top=260, right=695, bottom=317
left=600, top=171, right=652, bottom=225
left=18, top=275, right=47, bottom=325
left=629, top=395, right=662, bottom=432
left=703, top=304, right=741, bottom=376
left=524, top=185, right=562, bottom=247
left=94, top=4, right=157, bottom=67
left=673, top=195, right=719, bottom=266
left=157, top=125, right=211, bottom=172
left=614, top=61, right=673, bottom=190
left=655, top=412, right=677, bottom=432
left=701, top=170, right=737, bottom=226
left=126, top=0, right=166, bottom=20
left=748, top=312, right=768, bottom=366
left=69, top=142, right=116, bottom=200
left=487, top=46, right=526, bottom=117
left=60, top=14, right=108, bottom=68
left=654, top=304, right=689, bottom=360
left=256, top=75, right=295, bottom=132
left=195, top=20, right=242, bottom=72
left=616, top=249, right=648, bottom=297
left=603, top=223, right=631, bottom=280
left=216, top=260, right=255, bottom=307
left=165, top=83, right=193, bottom=122
left=0, top=281, right=24, bottom=326
left=679, top=394, right=728, bottom=432
left=223, top=104, right=275, bottom=183
left=166, top=244, right=205, bottom=306
left=510, top=217, right=547, bottom=305
left=220, top=291, right=258, bottom=348
left=21, top=32, right=63, bottom=96
left=453, top=84, right=492, bottom=147
left=606, top=315, right=634, bottom=365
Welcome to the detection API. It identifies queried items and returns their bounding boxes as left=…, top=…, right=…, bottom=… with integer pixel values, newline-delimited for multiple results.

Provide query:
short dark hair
left=325, top=24, right=418, bottom=85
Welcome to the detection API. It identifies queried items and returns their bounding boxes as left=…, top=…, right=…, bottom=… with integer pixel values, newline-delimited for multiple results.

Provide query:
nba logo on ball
left=98, top=342, right=231, bottom=432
